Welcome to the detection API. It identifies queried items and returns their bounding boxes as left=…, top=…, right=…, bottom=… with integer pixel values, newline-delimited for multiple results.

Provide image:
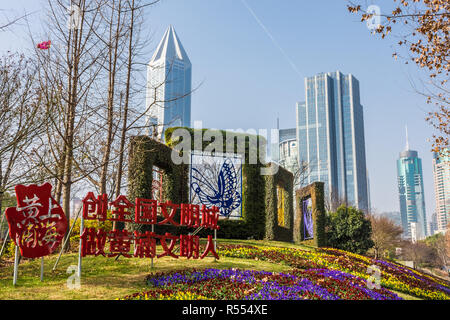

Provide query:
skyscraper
left=296, top=71, right=369, bottom=212
left=272, top=127, right=301, bottom=221
left=272, top=128, right=299, bottom=176
left=432, top=149, right=449, bottom=234
left=146, top=26, right=192, bottom=140
left=428, top=212, right=438, bottom=236
left=397, top=130, right=427, bottom=240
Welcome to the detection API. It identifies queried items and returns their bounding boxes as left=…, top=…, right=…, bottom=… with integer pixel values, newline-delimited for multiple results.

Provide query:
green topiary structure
left=165, top=127, right=267, bottom=240
left=127, top=135, right=188, bottom=233
left=294, top=182, right=326, bottom=247
left=128, top=135, right=189, bottom=203
left=127, top=129, right=297, bottom=242
left=264, top=163, right=294, bottom=242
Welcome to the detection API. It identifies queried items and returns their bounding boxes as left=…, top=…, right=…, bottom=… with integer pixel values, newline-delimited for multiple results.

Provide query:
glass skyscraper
left=432, top=149, right=449, bottom=234
left=397, top=139, right=427, bottom=241
left=146, top=26, right=192, bottom=140
left=296, top=71, right=369, bottom=212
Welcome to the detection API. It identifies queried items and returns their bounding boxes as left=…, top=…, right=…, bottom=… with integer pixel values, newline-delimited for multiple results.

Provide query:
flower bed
left=218, top=245, right=450, bottom=300
left=121, top=268, right=401, bottom=300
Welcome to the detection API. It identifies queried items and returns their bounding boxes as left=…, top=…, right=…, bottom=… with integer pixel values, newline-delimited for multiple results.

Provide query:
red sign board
left=4, top=183, right=68, bottom=258
left=80, top=193, right=220, bottom=260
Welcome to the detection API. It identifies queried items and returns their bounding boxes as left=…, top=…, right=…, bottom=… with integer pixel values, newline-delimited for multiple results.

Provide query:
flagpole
left=13, top=245, right=19, bottom=286
left=77, top=215, right=84, bottom=282
left=40, top=257, right=44, bottom=281
left=52, top=206, right=82, bottom=271
left=0, top=229, right=9, bottom=258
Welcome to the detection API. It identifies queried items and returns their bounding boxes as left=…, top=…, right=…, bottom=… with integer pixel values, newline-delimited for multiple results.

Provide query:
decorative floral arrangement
left=219, top=245, right=450, bottom=300
left=121, top=244, right=450, bottom=300
left=121, top=268, right=401, bottom=300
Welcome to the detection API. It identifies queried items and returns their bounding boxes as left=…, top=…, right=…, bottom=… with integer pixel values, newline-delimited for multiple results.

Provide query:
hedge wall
left=165, top=127, right=267, bottom=240
left=293, top=182, right=326, bottom=247
left=127, top=136, right=189, bottom=234
left=127, top=130, right=302, bottom=242
left=264, top=163, right=294, bottom=242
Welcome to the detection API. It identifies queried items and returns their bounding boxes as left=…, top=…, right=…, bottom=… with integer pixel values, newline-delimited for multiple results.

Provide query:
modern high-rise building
left=428, top=212, right=438, bottom=236
left=432, top=149, right=449, bottom=234
left=272, top=128, right=299, bottom=176
left=146, top=26, right=192, bottom=140
left=296, top=71, right=369, bottom=212
left=271, top=127, right=301, bottom=221
left=397, top=132, right=427, bottom=240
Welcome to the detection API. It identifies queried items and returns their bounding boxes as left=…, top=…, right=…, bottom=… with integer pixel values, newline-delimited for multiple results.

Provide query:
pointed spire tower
left=146, top=26, right=192, bottom=140
left=405, top=125, right=410, bottom=151
left=149, top=25, right=191, bottom=66
left=397, top=124, right=427, bottom=241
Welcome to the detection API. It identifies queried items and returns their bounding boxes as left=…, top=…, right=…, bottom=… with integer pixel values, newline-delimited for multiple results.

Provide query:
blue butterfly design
left=191, top=158, right=242, bottom=218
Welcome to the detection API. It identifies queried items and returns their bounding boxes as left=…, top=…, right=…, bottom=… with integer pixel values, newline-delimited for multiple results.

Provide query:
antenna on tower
left=277, top=116, right=279, bottom=130
left=405, top=125, right=410, bottom=150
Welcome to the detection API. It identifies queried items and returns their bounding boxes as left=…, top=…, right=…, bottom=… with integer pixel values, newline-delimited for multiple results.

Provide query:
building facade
left=146, top=26, right=192, bottom=140
left=272, top=128, right=299, bottom=176
left=296, top=71, right=369, bottom=212
left=428, top=212, right=438, bottom=236
left=397, top=148, right=427, bottom=240
left=432, top=149, right=449, bottom=234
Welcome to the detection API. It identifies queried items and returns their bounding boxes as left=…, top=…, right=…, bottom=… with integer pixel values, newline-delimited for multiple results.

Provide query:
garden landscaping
left=1, top=239, right=449, bottom=300
left=121, top=241, right=449, bottom=301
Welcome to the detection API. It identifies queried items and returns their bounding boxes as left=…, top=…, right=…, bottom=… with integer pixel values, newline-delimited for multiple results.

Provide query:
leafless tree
left=368, top=212, right=403, bottom=259
left=434, top=234, right=448, bottom=269
left=20, top=0, right=191, bottom=241
left=424, top=233, right=449, bottom=270
left=0, top=53, right=45, bottom=210
left=399, top=240, right=434, bottom=269
left=348, top=1, right=450, bottom=154
left=446, top=226, right=450, bottom=263
left=26, top=0, right=109, bottom=248
left=0, top=10, right=35, bottom=32
left=74, top=0, right=194, bottom=205
left=324, top=188, right=348, bottom=213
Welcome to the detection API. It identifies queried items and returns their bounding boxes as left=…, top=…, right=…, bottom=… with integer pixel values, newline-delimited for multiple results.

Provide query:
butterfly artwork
left=190, top=157, right=242, bottom=218
left=37, top=40, right=51, bottom=50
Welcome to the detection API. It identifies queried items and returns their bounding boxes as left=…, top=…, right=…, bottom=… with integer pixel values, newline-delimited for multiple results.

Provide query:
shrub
left=325, top=205, right=374, bottom=255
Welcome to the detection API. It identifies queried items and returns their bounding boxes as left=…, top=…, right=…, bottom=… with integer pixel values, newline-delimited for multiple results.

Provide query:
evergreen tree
left=325, top=205, right=374, bottom=255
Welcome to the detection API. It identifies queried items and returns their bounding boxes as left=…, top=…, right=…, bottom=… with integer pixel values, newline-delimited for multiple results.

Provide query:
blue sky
left=0, top=0, right=439, bottom=218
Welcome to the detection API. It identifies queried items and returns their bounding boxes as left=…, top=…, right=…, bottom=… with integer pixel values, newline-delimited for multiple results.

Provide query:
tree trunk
left=99, top=0, right=122, bottom=196
left=113, top=0, right=134, bottom=231
left=62, top=20, right=81, bottom=251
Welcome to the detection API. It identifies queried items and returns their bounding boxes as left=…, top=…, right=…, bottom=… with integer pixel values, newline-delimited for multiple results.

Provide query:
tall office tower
left=146, top=26, right=192, bottom=140
left=272, top=127, right=302, bottom=189
left=272, top=127, right=301, bottom=221
left=296, top=71, right=369, bottom=212
left=432, top=149, right=449, bottom=234
left=397, top=131, right=427, bottom=240
left=272, top=128, right=299, bottom=174
left=428, top=212, right=438, bottom=236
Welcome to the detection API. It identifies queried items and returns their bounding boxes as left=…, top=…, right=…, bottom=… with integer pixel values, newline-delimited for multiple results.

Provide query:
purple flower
left=146, top=268, right=402, bottom=300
